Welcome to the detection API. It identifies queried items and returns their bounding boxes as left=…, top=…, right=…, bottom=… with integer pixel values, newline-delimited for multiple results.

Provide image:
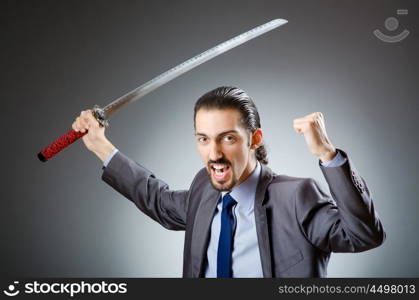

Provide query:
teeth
left=212, top=164, right=227, bottom=170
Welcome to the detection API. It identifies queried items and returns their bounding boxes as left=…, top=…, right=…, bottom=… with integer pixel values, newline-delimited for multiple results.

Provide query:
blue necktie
left=217, top=193, right=237, bottom=278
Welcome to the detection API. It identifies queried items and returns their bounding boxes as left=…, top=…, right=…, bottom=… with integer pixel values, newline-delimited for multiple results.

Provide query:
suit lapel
left=254, top=164, right=274, bottom=277
left=191, top=182, right=220, bottom=277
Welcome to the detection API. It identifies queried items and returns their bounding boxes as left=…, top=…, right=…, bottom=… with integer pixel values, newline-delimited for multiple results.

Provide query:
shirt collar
left=221, top=161, right=261, bottom=212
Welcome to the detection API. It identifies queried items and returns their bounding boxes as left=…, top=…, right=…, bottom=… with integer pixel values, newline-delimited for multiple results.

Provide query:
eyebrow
left=195, top=130, right=239, bottom=137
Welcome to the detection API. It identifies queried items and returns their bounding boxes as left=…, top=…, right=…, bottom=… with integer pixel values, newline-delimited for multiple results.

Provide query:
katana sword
left=37, top=18, right=288, bottom=162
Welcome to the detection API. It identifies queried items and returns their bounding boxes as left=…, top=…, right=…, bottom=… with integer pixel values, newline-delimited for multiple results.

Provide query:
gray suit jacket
left=102, top=150, right=385, bottom=277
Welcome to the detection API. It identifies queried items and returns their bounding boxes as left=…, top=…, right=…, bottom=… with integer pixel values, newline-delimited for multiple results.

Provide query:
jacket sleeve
left=101, top=151, right=189, bottom=231
left=295, top=150, right=386, bottom=253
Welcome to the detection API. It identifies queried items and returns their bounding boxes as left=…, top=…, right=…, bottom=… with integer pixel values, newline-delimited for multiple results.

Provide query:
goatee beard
left=209, top=177, right=237, bottom=192
left=206, top=157, right=235, bottom=191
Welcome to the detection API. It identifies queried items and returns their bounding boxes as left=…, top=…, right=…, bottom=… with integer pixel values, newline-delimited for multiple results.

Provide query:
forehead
left=195, top=108, right=245, bottom=135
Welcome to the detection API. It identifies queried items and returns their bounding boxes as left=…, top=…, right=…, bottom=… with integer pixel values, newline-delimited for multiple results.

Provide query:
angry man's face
left=194, top=108, right=262, bottom=191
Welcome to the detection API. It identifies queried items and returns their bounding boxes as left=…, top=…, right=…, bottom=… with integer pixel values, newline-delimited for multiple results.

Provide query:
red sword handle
left=37, top=105, right=108, bottom=162
left=38, top=129, right=87, bottom=162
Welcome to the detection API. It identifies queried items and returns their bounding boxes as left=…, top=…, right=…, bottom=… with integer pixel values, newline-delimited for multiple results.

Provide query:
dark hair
left=193, top=86, right=268, bottom=165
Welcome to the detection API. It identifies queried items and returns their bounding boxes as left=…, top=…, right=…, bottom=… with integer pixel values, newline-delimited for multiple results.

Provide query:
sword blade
left=103, top=18, right=287, bottom=117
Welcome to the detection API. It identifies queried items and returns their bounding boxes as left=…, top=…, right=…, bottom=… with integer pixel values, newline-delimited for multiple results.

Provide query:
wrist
left=319, top=147, right=337, bottom=163
left=91, top=140, right=116, bottom=163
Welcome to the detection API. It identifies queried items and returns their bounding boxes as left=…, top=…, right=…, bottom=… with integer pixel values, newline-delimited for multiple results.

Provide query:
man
left=72, top=86, right=385, bottom=277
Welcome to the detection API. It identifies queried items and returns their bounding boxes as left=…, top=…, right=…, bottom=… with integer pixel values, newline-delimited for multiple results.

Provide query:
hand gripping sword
left=37, top=18, right=288, bottom=162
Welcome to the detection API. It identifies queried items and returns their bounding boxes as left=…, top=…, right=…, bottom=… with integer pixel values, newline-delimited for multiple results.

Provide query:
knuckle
left=81, top=109, right=91, bottom=116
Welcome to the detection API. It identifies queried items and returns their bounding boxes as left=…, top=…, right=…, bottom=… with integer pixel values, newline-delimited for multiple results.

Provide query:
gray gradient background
left=1, top=0, right=418, bottom=277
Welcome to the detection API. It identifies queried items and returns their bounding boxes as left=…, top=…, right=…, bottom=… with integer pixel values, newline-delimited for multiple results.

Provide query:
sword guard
left=92, top=105, right=109, bottom=127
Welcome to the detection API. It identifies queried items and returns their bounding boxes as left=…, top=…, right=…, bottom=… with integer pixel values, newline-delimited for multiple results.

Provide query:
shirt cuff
left=103, top=149, right=119, bottom=168
left=320, top=150, right=347, bottom=167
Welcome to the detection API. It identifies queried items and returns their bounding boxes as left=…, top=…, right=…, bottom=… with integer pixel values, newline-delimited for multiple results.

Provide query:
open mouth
left=210, top=164, right=231, bottom=181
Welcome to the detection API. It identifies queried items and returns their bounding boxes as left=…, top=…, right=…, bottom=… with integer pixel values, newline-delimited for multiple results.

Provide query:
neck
left=236, top=156, right=257, bottom=187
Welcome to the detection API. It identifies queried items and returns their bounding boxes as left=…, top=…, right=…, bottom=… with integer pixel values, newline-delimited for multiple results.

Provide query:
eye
left=197, top=136, right=208, bottom=144
left=222, top=135, right=236, bottom=143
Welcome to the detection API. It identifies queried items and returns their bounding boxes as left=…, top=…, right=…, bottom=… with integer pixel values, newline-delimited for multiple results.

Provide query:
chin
left=210, top=178, right=236, bottom=192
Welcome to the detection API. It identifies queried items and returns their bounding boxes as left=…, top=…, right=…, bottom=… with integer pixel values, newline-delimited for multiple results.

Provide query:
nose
left=208, top=141, right=223, bottom=162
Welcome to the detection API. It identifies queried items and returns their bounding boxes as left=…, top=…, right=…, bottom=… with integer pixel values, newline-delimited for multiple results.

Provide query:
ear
left=250, top=128, right=263, bottom=149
